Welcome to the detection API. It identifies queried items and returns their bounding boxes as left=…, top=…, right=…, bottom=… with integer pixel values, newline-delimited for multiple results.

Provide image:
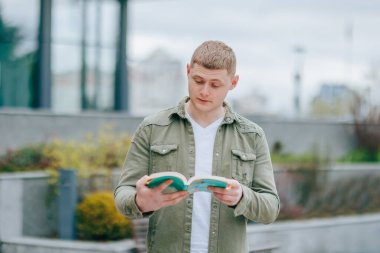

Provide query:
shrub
left=350, top=93, right=380, bottom=162
left=0, top=126, right=132, bottom=176
left=42, top=126, right=132, bottom=178
left=0, top=144, right=50, bottom=173
left=339, top=148, right=379, bottom=163
left=76, top=191, right=133, bottom=241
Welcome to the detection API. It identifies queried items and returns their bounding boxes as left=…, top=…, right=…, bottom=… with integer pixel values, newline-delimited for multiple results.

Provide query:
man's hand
left=208, top=179, right=243, bottom=207
left=135, top=175, right=188, bottom=213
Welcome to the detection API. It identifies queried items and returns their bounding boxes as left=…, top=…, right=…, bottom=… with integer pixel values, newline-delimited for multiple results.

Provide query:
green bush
left=0, top=145, right=50, bottom=172
left=42, top=126, right=132, bottom=178
left=0, top=126, right=132, bottom=176
left=76, top=191, right=133, bottom=241
left=339, top=148, right=379, bottom=163
left=271, top=152, right=323, bottom=169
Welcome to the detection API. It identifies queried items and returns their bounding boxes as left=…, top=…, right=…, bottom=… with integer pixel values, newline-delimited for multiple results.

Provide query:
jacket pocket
left=150, top=144, right=178, bottom=173
left=231, top=149, right=256, bottom=186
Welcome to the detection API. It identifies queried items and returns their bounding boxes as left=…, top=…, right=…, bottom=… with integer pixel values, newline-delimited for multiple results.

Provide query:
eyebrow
left=191, top=74, right=222, bottom=82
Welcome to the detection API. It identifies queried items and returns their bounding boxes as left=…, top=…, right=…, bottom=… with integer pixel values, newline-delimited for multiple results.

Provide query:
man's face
left=187, top=63, right=239, bottom=115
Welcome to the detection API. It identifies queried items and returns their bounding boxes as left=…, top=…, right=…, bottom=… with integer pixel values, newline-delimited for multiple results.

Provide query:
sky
left=2, top=0, right=380, bottom=115
left=128, top=0, right=380, bottom=115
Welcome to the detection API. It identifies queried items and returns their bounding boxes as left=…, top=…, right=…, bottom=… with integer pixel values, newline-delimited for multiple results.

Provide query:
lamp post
left=293, top=46, right=305, bottom=117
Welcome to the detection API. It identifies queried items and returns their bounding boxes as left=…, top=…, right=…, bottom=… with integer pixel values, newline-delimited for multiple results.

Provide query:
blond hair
left=190, top=40, right=236, bottom=76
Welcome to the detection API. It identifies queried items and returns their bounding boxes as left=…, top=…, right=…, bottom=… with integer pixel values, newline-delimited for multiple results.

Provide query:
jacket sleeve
left=114, top=124, right=153, bottom=219
left=233, top=131, right=280, bottom=224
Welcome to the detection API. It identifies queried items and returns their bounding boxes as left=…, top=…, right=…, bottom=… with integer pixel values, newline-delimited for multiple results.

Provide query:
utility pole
left=344, top=18, right=354, bottom=87
left=293, top=46, right=305, bottom=117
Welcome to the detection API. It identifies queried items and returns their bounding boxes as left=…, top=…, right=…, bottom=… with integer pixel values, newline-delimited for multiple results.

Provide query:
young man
left=114, top=40, right=280, bottom=253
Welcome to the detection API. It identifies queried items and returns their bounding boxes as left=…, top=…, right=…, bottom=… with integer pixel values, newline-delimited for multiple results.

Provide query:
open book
left=146, top=171, right=228, bottom=193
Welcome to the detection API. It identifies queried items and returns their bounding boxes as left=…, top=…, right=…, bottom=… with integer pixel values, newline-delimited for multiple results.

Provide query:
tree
left=0, top=14, right=22, bottom=61
left=351, top=92, right=380, bottom=161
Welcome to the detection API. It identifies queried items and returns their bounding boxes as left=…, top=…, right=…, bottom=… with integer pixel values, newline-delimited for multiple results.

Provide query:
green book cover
left=146, top=172, right=228, bottom=193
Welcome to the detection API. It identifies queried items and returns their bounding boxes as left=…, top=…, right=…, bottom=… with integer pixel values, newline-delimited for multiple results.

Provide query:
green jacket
left=114, top=97, right=280, bottom=253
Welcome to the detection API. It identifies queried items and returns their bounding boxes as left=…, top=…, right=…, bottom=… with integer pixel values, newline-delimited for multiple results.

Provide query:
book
left=145, top=171, right=228, bottom=193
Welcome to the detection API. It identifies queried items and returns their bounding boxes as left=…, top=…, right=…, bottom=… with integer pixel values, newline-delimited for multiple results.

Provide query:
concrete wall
left=2, top=171, right=380, bottom=253
left=0, top=174, right=23, bottom=239
left=2, top=214, right=379, bottom=253
left=1, top=237, right=136, bottom=253
left=0, top=110, right=142, bottom=154
left=0, top=110, right=356, bottom=159
left=252, top=117, right=356, bottom=159
left=0, top=172, right=56, bottom=240
left=247, top=214, right=380, bottom=253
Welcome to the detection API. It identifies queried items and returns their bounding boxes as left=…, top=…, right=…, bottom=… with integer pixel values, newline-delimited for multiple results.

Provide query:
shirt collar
left=171, top=96, right=236, bottom=125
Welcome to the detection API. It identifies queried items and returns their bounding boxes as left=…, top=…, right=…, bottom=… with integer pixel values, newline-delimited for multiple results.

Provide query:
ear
left=230, top=75, right=239, bottom=90
left=186, top=64, right=191, bottom=75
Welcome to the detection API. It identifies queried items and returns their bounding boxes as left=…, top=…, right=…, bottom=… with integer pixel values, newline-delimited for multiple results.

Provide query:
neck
left=185, top=101, right=225, bottom=128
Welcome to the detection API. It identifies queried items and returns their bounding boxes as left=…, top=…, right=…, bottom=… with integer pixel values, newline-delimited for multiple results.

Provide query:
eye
left=194, top=79, right=203, bottom=84
left=211, top=82, right=221, bottom=88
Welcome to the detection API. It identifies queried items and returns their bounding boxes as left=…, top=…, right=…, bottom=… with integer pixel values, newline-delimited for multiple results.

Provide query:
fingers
left=226, top=179, right=241, bottom=189
left=210, top=179, right=243, bottom=206
left=135, top=176, right=188, bottom=212
left=155, top=179, right=174, bottom=192
left=162, top=190, right=188, bottom=200
left=162, top=191, right=188, bottom=207
left=208, top=186, right=228, bottom=194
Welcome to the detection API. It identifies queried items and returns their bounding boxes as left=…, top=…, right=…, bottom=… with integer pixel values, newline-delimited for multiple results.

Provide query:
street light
left=293, top=45, right=305, bottom=117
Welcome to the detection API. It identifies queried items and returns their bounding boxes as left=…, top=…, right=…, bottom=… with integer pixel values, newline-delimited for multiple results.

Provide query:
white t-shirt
left=186, top=112, right=223, bottom=253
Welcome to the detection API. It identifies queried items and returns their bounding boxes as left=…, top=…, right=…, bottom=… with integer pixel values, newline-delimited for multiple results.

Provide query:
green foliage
left=0, top=15, right=22, bottom=60
left=0, top=126, right=132, bottom=176
left=339, top=149, right=379, bottom=163
left=350, top=93, right=380, bottom=162
left=277, top=171, right=380, bottom=221
left=271, top=140, right=283, bottom=154
left=76, top=191, right=133, bottom=241
left=271, top=152, right=322, bottom=169
left=0, top=144, right=49, bottom=172
left=270, top=141, right=330, bottom=169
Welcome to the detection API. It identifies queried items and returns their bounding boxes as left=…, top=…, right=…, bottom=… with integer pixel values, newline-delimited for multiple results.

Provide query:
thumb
left=137, top=175, right=150, bottom=186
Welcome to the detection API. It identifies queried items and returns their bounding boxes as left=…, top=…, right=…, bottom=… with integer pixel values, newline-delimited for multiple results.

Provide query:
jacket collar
left=172, top=96, right=236, bottom=125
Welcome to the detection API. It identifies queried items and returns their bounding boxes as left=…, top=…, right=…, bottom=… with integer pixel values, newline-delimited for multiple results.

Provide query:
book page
left=187, top=176, right=228, bottom=193
left=149, top=171, right=188, bottom=183
left=187, top=175, right=227, bottom=185
left=146, top=171, right=188, bottom=191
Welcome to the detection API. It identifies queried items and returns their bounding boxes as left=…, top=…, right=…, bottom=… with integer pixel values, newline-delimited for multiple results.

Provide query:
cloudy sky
left=128, top=0, right=380, bottom=114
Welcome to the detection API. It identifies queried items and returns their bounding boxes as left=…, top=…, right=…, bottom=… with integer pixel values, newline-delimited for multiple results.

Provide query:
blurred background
left=0, top=0, right=380, bottom=253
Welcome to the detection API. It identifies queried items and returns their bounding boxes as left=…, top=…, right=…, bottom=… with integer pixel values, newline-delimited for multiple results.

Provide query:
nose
left=200, top=84, right=210, bottom=97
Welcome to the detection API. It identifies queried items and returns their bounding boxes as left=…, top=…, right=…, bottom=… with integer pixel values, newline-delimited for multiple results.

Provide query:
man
left=114, top=40, right=280, bottom=253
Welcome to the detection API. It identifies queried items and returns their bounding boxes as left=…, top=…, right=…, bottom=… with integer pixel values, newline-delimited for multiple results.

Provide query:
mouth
left=197, top=98, right=210, bottom=103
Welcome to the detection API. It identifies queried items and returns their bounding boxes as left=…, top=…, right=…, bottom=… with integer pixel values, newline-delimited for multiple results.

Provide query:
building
left=0, top=0, right=130, bottom=113
left=310, top=83, right=355, bottom=118
left=130, top=49, right=185, bottom=116
left=231, top=90, right=269, bottom=116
